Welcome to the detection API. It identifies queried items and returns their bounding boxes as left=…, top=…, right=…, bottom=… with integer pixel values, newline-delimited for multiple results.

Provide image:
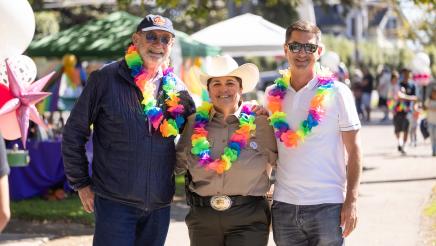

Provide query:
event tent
left=191, top=13, right=286, bottom=57
left=27, top=11, right=221, bottom=59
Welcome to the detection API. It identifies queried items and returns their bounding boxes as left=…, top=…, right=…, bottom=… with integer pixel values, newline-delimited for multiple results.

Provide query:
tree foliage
left=323, top=34, right=414, bottom=71
left=29, top=0, right=431, bottom=73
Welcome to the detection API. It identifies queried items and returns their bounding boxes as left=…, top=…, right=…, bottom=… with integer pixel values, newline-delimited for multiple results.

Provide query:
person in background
left=377, top=67, right=391, bottom=122
left=392, top=69, right=417, bottom=155
left=409, top=102, right=422, bottom=147
left=361, top=67, right=374, bottom=122
left=0, top=134, right=11, bottom=232
left=351, top=69, right=364, bottom=120
left=176, top=55, right=277, bottom=246
left=387, top=71, right=400, bottom=108
left=425, top=82, right=436, bottom=156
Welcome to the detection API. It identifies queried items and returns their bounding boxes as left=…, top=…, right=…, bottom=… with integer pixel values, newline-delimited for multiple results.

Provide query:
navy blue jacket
left=62, top=59, right=195, bottom=210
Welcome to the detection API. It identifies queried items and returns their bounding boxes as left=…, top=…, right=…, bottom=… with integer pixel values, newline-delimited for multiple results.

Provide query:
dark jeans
left=93, top=195, right=170, bottom=246
left=185, top=198, right=270, bottom=246
left=272, top=201, right=343, bottom=246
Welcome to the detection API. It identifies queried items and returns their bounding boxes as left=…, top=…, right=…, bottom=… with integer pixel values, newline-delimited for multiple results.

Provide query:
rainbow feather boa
left=125, top=45, right=184, bottom=137
left=191, top=103, right=256, bottom=174
left=267, top=69, right=334, bottom=148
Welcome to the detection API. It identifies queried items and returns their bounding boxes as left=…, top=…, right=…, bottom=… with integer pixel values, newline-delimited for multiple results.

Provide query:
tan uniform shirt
left=176, top=104, right=277, bottom=197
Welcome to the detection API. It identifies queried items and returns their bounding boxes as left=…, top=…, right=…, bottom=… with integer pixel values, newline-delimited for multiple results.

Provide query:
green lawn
left=11, top=175, right=186, bottom=225
left=424, top=200, right=436, bottom=217
left=175, top=174, right=186, bottom=197
left=11, top=194, right=94, bottom=225
left=423, top=186, right=436, bottom=244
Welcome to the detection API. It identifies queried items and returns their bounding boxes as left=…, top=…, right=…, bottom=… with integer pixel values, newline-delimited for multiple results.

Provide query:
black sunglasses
left=143, top=32, right=172, bottom=45
left=287, top=42, right=318, bottom=54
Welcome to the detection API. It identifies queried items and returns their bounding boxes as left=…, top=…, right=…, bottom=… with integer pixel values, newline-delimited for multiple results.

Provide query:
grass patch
left=11, top=194, right=94, bottom=225
left=423, top=186, right=436, bottom=245
left=175, top=174, right=186, bottom=197
left=10, top=176, right=186, bottom=225
left=424, top=187, right=436, bottom=217
left=424, top=199, right=436, bottom=217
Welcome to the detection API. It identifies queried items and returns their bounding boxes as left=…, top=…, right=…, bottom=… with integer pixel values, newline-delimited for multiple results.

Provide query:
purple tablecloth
left=7, top=140, right=67, bottom=201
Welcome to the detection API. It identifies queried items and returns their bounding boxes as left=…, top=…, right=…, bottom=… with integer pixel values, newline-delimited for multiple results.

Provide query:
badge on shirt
left=249, top=141, right=258, bottom=150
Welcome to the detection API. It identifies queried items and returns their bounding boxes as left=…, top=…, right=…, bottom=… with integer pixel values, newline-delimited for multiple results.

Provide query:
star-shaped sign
left=0, top=59, right=54, bottom=148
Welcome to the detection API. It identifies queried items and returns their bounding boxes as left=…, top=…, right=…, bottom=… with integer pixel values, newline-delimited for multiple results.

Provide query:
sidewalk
left=1, top=112, right=435, bottom=245
left=346, top=118, right=435, bottom=245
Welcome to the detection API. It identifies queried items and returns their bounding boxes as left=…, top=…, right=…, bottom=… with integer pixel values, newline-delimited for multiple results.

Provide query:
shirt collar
left=209, top=101, right=244, bottom=123
left=153, top=67, right=164, bottom=83
left=288, top=75, right=318, bottom=92
left=308, top=76, right=320, bottom=90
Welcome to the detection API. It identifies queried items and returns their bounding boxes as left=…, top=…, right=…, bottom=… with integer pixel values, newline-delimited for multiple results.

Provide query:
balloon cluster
left=0, top=0, right=54, bottom=148
left=410, top=52, right=431, bottom=86
left=320, top=51, right=340, bottom=74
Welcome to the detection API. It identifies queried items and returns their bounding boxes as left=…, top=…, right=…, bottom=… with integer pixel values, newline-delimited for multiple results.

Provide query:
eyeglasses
left=287, top=42, right=318, bottom=54
left=143, top=32, right=172, bottom=45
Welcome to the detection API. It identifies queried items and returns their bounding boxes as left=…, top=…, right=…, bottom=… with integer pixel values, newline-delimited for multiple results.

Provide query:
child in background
left=425, top=83, right=436, bottom=156
left=409, top=102, right=422, bottom=147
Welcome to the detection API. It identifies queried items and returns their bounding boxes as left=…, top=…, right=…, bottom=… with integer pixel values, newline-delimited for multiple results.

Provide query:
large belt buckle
left=210, top=195, right=232, bottom=211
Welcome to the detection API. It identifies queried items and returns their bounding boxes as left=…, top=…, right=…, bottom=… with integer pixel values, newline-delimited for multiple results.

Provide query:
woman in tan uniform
left=176, top=55, right=277, bottom=246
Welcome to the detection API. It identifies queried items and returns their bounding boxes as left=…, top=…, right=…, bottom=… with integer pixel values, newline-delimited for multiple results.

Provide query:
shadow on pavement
left=170, top=201, right=189, bottom=222
left=361, top=176, right=436, bottom=185
left=385, top=154, right=435, bottom=159
left=361, top=119, right=393, bottom=127
left=1, top=219, right=94, bottom=243
left=362, top=166, right=377, bottom=172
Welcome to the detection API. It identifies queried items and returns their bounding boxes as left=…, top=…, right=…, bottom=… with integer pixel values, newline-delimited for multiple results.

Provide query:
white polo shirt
left=266, top=77, right=361, bottom=205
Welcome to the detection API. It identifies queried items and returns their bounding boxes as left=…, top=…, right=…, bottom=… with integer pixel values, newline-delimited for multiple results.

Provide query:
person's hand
left=266, top=184, right=274, bottom=201
left=251, top=105, right=269, bottom=116
left=340, top=199, right=357, bottom=238
left=78, top=186, right=95, bottom=213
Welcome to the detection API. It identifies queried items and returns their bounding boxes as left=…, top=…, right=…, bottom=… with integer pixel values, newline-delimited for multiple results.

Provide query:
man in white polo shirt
left=266, top=20, right=362, bottom=245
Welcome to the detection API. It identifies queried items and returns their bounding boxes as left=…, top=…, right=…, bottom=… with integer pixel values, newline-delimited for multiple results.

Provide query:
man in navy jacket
left=62, top=14, right=195, bottom=246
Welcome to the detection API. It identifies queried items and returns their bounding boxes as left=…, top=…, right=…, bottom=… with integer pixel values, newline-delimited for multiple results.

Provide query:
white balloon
left=0, top=0, right=36, bottom=60
left=0, top=55, right=37, bottom=86
left=320, top=51, right=340, bottom=73
left=411, top=52, right=430, bottom=73
left=416, top=52, right=430, bottom=67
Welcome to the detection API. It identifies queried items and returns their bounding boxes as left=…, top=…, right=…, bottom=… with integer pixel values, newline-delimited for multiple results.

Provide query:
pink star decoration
left=0, top=59, right=54, bottom=148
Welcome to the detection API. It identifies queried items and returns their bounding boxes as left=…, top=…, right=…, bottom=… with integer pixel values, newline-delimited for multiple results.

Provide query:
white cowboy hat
left=200, top=55, right=259, bottom=94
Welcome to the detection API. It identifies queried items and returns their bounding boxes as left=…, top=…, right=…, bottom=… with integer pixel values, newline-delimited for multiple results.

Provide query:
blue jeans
left=93, top=195, right=170, bottom=246
left=272, top=201, right=343, bottom=246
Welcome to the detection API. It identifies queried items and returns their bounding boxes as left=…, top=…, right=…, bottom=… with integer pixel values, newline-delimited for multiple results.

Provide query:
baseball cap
left=136, top=14, right=175, bottom=36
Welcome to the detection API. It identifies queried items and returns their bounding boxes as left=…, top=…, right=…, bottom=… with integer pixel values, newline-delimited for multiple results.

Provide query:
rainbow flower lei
left=191, top=103, right=256, bottom=174
left=125, top=45, right=184, bottom=137
left=267, top=69, right=334, bottom=148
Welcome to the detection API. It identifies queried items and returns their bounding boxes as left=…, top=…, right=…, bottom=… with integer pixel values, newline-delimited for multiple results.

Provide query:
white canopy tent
left=191, top=13, right=286, bottom=57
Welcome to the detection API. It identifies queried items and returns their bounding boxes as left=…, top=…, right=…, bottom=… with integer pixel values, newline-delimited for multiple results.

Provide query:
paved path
left=1, top=114, right=435, bottom=245
left=346, top=122, right=435, bottom=246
